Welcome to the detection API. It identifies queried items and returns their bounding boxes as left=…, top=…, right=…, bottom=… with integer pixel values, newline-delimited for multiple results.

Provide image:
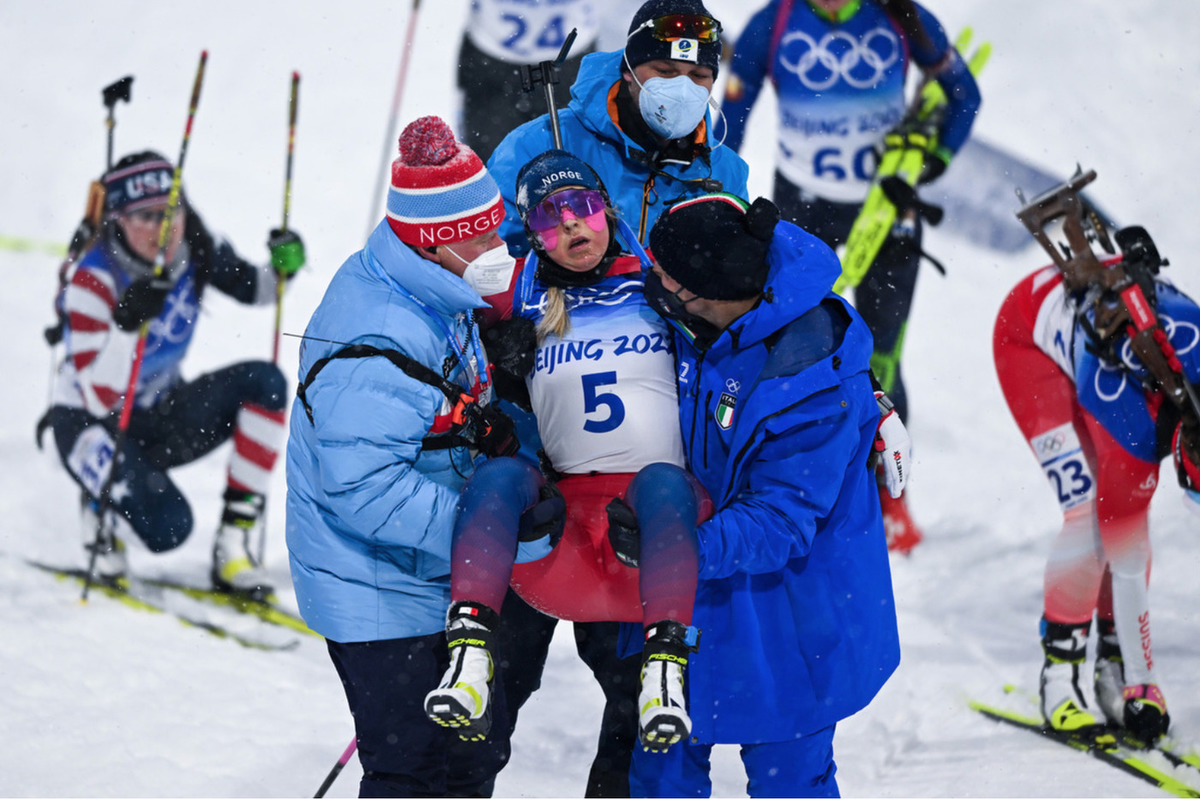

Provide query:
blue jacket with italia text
left=671, top=220, right=900, bottom=743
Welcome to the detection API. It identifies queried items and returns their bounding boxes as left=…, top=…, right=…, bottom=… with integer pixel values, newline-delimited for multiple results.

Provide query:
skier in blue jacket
left=286, top=116, right=528, bottom=797
left=488, top=0, right=749, bottom=255
left=635, top=193, right=901, bottom=797
left=720, top=0, right=982, bottom=554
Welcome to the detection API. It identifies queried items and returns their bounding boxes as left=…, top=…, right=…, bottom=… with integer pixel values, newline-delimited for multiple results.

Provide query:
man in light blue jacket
left=636, top=193, right=901, bottom=797
left=488, top=0, right=750, bottom=254
left=286, top=116, right=522, bottom=797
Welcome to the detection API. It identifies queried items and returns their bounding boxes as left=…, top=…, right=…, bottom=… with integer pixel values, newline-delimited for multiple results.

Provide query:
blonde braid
left=537, top=286, right=570, bottom=343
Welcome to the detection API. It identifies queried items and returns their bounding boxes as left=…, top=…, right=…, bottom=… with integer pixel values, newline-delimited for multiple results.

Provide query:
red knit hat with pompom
left=387, top=116, right=505, bottom=246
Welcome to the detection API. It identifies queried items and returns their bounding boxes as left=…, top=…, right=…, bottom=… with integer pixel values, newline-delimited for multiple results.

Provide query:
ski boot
left=638, top=620, right=697, bottom=752
left=80, top=495, right=128, bottom=582
left=1092, top=619, right=1125, bottom=726
left=211, top=488, right=274, bottom=600
left=879, top=484, right=923, bottom=555
left=1039, top=618, right=1101, bottom=731
left=1123, top=684, right=1170, bottom=744
left=426, top=601, right=499, bottom=741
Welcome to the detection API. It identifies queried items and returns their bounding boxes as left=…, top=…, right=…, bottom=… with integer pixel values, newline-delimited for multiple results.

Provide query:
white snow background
left=2, top=1, right=1200, bottom=796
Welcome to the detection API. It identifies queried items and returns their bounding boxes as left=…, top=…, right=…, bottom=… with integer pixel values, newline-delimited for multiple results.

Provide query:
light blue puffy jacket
left=285, top=221, right=489, bottom=643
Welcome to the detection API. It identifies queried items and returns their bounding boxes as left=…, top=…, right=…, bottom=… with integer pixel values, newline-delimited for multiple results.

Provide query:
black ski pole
left=314, top=738, right=357, bottom=798
left=83, top=52, right=209, bottom=602
left=273, top=71, right=300, bottom=365
left=519, top=29, right=578, bottom=149
left=102, top=76, right=134, bottom=171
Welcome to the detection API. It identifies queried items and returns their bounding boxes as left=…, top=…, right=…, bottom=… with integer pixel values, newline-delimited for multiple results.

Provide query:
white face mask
left=446, top=242, right=517, bottom=296
left=629, top=70, right=713, bottom=141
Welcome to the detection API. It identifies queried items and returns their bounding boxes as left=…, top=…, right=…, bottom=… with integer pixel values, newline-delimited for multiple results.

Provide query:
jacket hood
left=723, top=221, right=842, bottom=349
left=363, top=219, right=489, bottom=317
left=568, top=50, right=721, bottom=158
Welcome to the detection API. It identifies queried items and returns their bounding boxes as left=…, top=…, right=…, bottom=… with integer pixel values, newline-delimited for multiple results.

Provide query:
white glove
left=874, top=391, right=911, bottom=499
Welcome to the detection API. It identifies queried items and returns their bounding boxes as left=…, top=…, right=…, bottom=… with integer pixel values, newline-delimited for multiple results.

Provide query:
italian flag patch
left=715, top=393, right=737, bottom=429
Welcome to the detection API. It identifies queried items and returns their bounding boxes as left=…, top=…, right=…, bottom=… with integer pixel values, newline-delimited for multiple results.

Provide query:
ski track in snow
left=2, top=1, right=1200, bottom=796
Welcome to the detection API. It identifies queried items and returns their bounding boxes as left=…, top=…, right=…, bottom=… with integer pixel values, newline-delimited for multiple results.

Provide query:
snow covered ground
left=2, top=1, right=1200, bottom=796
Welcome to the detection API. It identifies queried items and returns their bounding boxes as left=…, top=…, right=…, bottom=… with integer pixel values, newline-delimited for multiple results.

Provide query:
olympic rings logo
left=777, top=27, right=901, bottom=90
left=1035, top=432, right=1067, bottom=457
left=1117, top=315, right=1200, bottom=364
left=1092, top=315, right=1200, bottom=403
left=725, top=378, right=741, bottom=393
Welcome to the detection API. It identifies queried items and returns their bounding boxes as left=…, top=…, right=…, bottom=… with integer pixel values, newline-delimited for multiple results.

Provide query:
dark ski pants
left=327, top=633, right=512, bottom=798
left=630, top=724, right=838, bottom=798
left=49, top=360, right=286, bottom=551
left=774, top=172, right=922, bottom=422
left=494, top=589, right=641, bottom=798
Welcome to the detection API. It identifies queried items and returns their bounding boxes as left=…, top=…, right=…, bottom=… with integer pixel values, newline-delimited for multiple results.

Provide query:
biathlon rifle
left=520, top=29, right=578, bottom=149
left=1016, top=166, right=1200, bottom=485
left=45, top=76, right=134, bottom=346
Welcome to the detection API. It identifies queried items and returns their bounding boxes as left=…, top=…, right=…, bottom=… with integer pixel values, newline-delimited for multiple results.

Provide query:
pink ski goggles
left=526, top=189, right=608, bottom=236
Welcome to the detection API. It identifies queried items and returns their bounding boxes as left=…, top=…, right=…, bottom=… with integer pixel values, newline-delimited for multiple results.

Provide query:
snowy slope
left=2, top=1, right=1200, bottom=796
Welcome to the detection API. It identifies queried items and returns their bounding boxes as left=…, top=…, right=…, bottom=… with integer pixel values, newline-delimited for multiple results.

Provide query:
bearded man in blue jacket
left=488, top=0, right=750, bottom=253
left=635, top=193, right=900, bottom=797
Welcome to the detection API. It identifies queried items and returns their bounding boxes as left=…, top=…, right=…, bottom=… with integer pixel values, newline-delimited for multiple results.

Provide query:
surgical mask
left=631, top=72, right=712, bottom=141
left=643, top=270, right=722, bottom=350
left=446, top=243, right=517, bottom=296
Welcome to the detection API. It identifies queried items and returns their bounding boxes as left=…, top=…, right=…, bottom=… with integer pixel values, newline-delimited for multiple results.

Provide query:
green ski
left=837, top=28, right=992, bottom=294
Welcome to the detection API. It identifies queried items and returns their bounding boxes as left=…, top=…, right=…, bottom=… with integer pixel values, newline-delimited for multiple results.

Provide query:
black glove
left=484, top=318, right=536, bottom=377
left=460, top=401, right=519, bottom=458
left=484, top=318, right=536, bottom=411
left=517, top=482, right=566, bottom=549
left=917, top=147, right=950, bottom=185
left=112, top=275, right=172, bottom=331
left=606, top=497, right=640, bottom=568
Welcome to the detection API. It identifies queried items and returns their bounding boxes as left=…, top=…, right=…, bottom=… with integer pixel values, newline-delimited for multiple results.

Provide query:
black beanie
left=624, top=0, right=722, bottom=77
left=649, top=194, right=780, bottom=301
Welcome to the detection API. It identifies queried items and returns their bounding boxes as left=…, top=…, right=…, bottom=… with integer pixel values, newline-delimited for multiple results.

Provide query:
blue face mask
left=634, top=74, right=712, bottom=141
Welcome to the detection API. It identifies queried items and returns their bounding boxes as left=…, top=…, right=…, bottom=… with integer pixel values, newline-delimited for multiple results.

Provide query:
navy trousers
left=327, top=633, right=512, bottom=798
left=50, top=360, right=286, bottom=550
